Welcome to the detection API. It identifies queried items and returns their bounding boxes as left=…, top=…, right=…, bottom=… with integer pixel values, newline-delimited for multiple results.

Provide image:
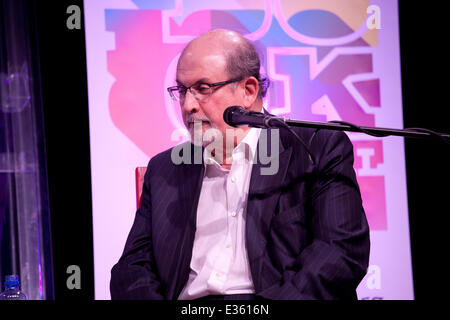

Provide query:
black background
left=32, top=0, right=94, bottom=300
left=30, top=0, right=449, bottom=303
left=399, top=1, right=450, bottom=300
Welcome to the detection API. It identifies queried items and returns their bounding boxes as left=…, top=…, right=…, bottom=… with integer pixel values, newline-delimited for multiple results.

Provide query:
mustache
left=185, top=115, right=211, bottom=123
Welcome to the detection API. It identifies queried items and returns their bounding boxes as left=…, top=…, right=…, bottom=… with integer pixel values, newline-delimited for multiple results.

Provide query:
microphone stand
left=223, top=106, right=449, bottom=165
left=271, top=117, right=450, bottom=142
left=263, top=115, right=450, bottom=165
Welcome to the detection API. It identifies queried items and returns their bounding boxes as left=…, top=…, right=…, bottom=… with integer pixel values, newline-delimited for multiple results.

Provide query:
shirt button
left=231, top=211, right=237, bottom=217
left=231, top=176, right=236, bottom=183
left=226, top=243, right=231, bottom=248
left=216, top=272, right=222, bottom=278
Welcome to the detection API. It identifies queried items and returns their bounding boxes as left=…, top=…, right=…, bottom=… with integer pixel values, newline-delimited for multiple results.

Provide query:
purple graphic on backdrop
left=106, top=2, right=385, bottom=231
left=84, top=0, right=413, bottom=299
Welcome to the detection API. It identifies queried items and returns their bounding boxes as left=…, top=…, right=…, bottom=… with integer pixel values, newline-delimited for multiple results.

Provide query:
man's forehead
left=178, top=33, right=229, bottom=64
left=177, top=29, right=243, bottom=66
left=177, top=51, right=227, bottom=83
left=178, top=50, right=226, bottom=69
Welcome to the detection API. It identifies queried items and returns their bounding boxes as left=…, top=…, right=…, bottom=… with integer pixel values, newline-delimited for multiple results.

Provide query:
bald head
left=180, top=29, right=246, bottom=59
left=178, top=29, right=268, bottom=99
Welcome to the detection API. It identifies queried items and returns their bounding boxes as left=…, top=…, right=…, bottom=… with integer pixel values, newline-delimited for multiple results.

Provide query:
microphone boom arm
left=223, top=106, right=450, bottom=166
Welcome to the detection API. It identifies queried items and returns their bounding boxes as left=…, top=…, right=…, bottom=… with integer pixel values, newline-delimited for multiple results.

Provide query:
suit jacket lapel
left=168, top=131, right=292, bottom=297
left=168, top=144, right=204, bottom=299
left=246, top=127, right=292, bottom=290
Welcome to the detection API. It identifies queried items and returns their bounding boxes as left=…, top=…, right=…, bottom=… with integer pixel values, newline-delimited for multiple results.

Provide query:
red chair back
left=135, top=167, right=147, bottom=209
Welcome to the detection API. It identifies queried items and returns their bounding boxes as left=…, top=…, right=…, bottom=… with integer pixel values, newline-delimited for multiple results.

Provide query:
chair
left=135, top=167, right=147, bottom=209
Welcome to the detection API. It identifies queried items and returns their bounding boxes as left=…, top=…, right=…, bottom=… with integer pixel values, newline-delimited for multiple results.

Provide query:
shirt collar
left=203, top=127, right=262, bottom=171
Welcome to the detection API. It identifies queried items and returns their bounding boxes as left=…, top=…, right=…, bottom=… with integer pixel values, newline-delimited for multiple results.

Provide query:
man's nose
left=181, top=89, right=200, bottom=113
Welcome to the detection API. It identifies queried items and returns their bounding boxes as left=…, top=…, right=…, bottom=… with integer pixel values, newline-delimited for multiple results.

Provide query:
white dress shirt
left=178, top=127, right=261, bottom=300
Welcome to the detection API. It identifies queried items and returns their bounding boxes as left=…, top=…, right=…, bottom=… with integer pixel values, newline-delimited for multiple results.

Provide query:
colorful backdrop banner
left=84, top=0, right=413, bottom=299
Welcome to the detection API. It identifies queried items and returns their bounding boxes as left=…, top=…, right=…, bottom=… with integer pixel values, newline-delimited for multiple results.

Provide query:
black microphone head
left=223, top=106, right=245, bottom=127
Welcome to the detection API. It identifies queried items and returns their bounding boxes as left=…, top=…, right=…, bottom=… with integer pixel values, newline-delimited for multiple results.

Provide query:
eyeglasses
left=167, top=78, right=242, bottom=102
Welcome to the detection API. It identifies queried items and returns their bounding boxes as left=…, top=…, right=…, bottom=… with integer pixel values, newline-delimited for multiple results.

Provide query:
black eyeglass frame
left=167, top=78, right=243, bottom=101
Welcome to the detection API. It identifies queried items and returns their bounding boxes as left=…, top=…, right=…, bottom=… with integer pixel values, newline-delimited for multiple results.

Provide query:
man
left=110, top=29, right=370, bottom=300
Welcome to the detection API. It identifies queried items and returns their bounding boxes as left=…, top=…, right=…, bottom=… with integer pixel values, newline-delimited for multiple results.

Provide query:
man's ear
left=241, top=77, right=259, bottom=110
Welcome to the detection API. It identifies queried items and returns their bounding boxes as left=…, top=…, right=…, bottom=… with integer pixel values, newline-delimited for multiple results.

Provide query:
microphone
left=223, top=106, right=317, bottom=165
left=223, top=106, right=277, bottom=128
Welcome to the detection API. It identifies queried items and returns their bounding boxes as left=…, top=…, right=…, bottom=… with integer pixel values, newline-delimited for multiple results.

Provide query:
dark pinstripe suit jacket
left=110, top=126, right=370, bottom=300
